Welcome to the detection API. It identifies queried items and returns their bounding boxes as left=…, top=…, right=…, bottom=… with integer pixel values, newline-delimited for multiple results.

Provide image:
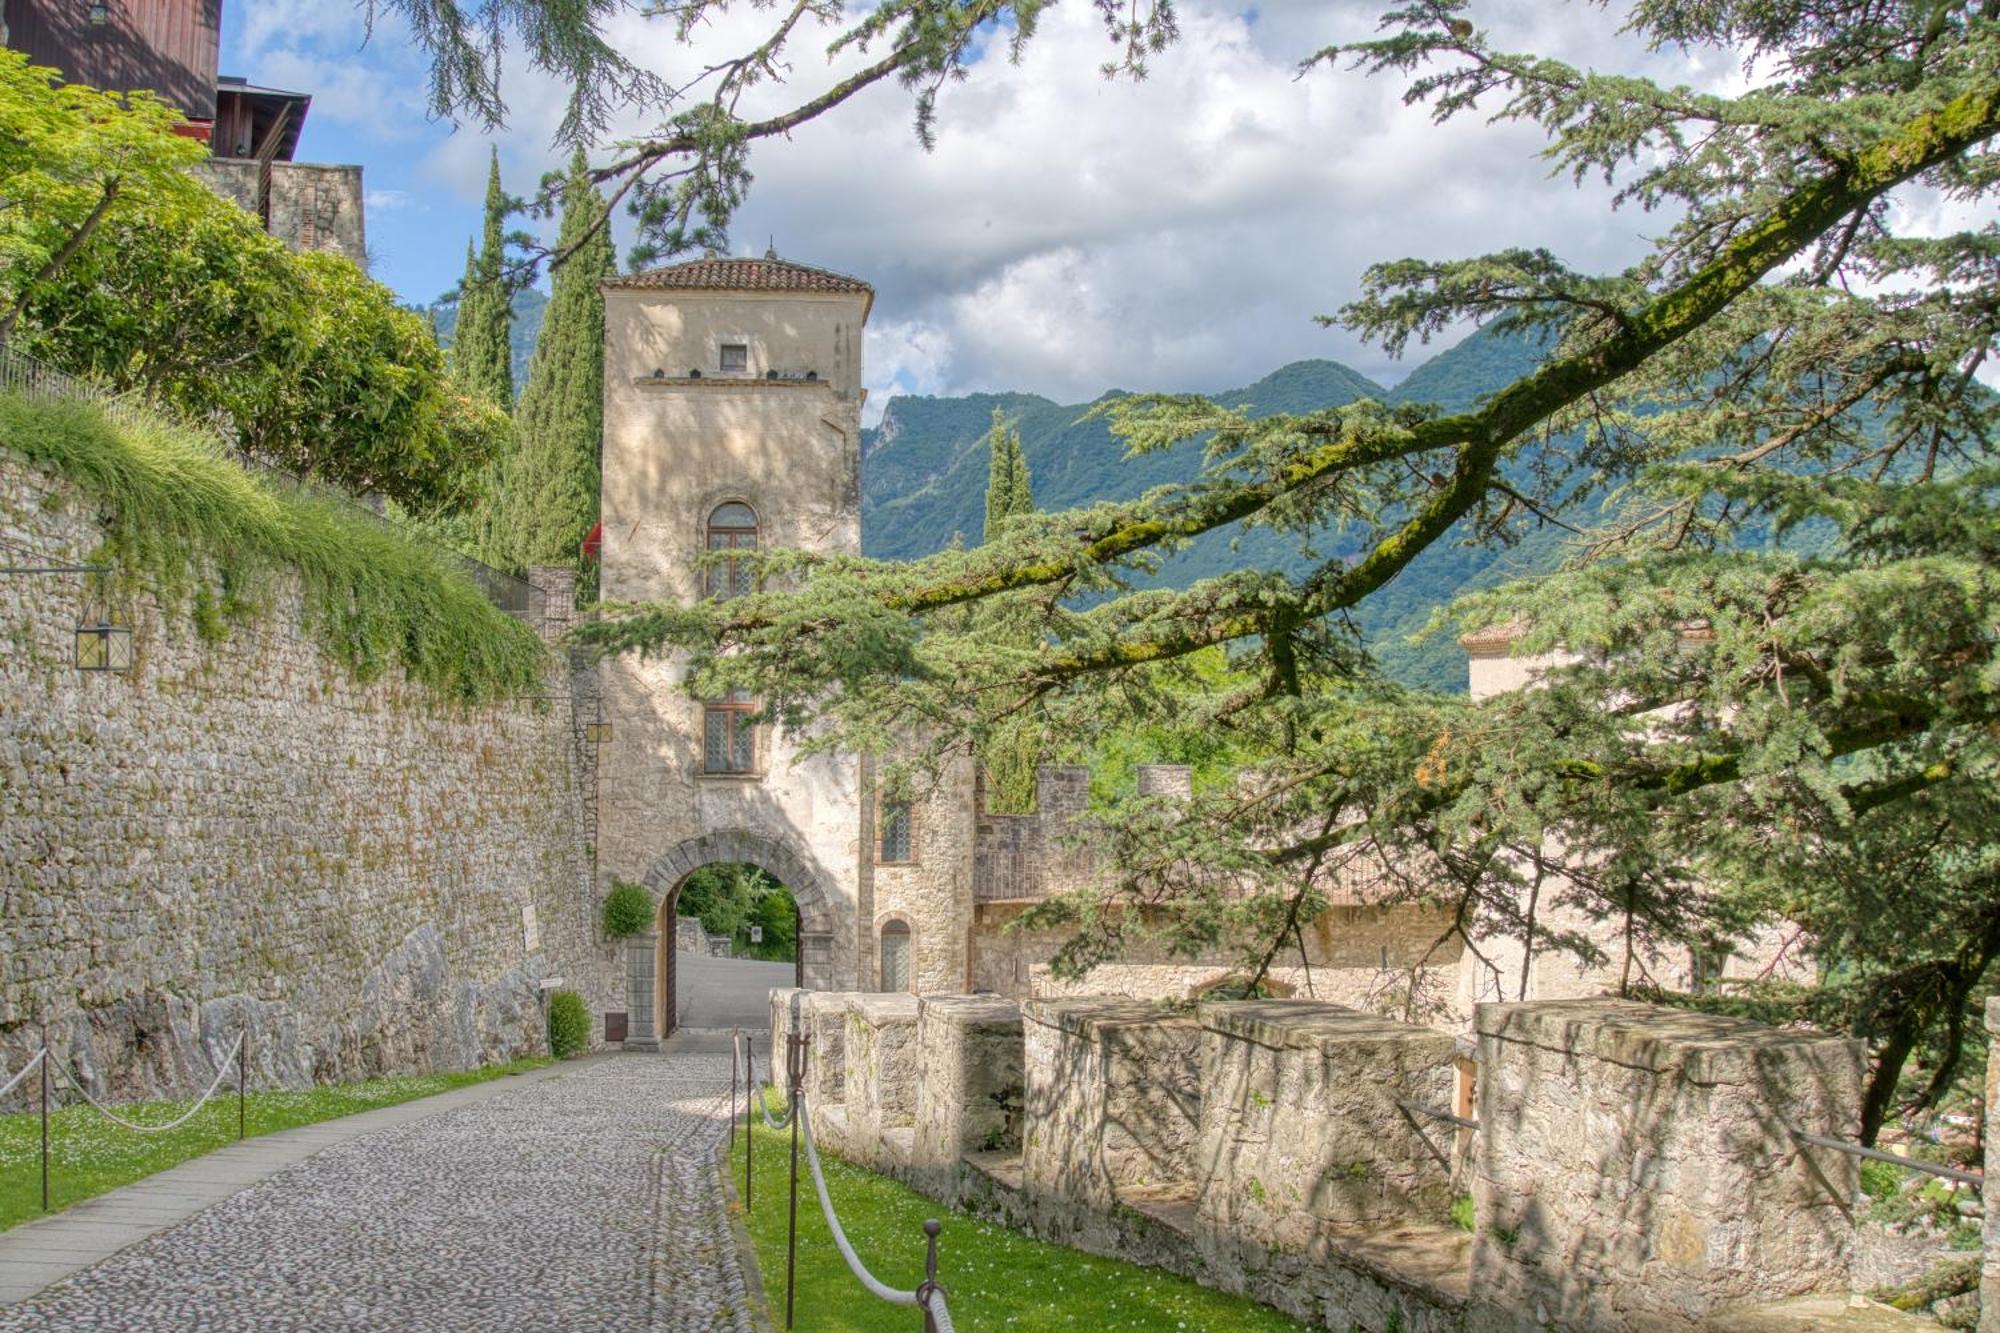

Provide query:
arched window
left=705, top=502, right=758, bottom=600
left=879, top=919, right=912, bottom=992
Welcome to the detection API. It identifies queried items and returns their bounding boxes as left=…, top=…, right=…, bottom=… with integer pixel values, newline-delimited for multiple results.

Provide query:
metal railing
left=0, top=342, right=544, bottom=624
left=1787, top=1126, right=1983, bottom=1189
left=732, top=1028, right=955, bottom=1331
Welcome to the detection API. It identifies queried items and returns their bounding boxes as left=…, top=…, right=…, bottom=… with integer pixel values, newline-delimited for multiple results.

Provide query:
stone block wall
left=0, top=452, right=613, bottom=1104
left=1471, top=999, right=1864, bottom=1330
left=911, top=995, right=1024, bottom=1192
left=266, top=162, right=367, bottom=266
left=1022, top=998, right=1203, bottom=1212
left=1195, top=1002, right=1458, bottom=1245
left=841, top=993, right=921, bottom=1170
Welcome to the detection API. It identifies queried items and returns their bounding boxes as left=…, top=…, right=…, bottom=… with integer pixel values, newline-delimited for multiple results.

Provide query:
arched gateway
left=625, top=831, right=839, bottom=1044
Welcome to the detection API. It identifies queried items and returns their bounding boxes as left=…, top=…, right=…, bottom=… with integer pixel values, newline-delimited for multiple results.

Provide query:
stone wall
left=910, top=996, right=1023, bottom=1194
left=841, top=993, right=920, bottom=1169
left=1983, top=997, right=2000, bottom=1333
left=189, top=158, right=368, bottom=267
left=0, top=451, right=614, bottom=1103
left=1471, top=999, right=1864, bottom=1330
left=866, top=748, right=977, bottom=994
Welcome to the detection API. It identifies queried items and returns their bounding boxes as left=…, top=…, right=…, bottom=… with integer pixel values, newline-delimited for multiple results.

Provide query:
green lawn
left=727, top=1111, right=1304, bottom=1332
left=0, top=1056, right=551, bottom=1231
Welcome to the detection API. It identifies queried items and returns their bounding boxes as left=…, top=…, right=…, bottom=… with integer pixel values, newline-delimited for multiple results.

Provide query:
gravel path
left=0, top=1054, right=759, bottom=1332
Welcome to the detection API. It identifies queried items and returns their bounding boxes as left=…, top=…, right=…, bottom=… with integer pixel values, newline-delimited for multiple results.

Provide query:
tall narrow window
left=878, top=799, right=914, bottom=864
left=705, top=502, right=758, bottom=600
left=880, top=920, right=912, bottom=992
left=703, top=690, right=757, bottom=774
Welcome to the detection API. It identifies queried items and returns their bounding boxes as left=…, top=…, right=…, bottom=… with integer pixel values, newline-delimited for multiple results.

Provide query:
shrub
left=1450, top=1195, right=1475, bottom=1233
left=547, top=989, right=589, bottom=1058
left=602, top=882, right=654, bottom=938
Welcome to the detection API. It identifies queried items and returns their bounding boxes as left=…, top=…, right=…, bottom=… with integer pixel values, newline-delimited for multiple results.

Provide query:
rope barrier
left=55, top=1035, right=243, bottom=1135
left=0, top=1048, right=43, bottom=1102
left=796, top=1091, right=956, bottom=1331
left=735, top=1031, right=795, bottom=1130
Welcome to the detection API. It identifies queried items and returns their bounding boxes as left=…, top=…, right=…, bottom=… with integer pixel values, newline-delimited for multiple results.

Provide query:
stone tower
left=596, top=255, right=873, bottom=1045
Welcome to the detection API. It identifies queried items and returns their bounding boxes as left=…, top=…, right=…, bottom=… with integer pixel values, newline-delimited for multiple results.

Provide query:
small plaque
left=522, top=904, right=540, bottom=952
left=749, top=925, right=764, bottom=944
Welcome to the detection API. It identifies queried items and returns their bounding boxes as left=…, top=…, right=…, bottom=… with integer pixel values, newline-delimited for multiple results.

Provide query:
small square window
left=720, top=343, right=749, bottom=374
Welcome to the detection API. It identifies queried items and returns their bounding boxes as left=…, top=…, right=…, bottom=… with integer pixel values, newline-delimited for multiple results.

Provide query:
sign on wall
left=522, top=904, right=540, bottom=953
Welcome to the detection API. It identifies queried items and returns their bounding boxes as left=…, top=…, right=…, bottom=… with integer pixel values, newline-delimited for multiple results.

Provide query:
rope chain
left=54, top=1034, right=243, bottom=1134
left=736, top=1031, right=795, bottom=1130
left=0, top=1048, right=44, bottom=1102
left=794, top=1091, right=955, bottom=1330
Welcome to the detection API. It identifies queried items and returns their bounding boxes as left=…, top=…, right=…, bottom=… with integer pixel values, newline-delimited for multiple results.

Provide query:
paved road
left=0, top=1056, right=758, bottom=1332
left=676, top=953, right=796, bottom=1031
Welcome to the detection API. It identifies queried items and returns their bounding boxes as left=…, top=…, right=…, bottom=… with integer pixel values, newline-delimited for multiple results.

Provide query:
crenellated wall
left=0, top=451, right=617, bottom=1104
left=788, top=988, right=1878, bottom=1332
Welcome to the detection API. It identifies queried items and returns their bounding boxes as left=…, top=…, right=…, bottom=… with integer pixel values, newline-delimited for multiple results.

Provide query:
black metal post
left=917, top=1219, right=943, bottom=1333
left=729, top=1028, right=739, bottom=1154
left=785, top=1033, right=806, bottom=1330
left=39, top=1024, right=50, bottom=1213
left=744, top=1032, right=754, bottom=1211
left=237, top=1031, right=247, bottom=1141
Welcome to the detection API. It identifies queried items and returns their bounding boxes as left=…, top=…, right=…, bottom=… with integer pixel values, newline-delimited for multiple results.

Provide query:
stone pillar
left=1472, top=998, right=1864, bottom=1330
left=1195, top=1002, right=1457, bottom=1259
left=526, top=565, right=577, bottom=644
left=1022, top=998, right=1203, bottom=1213
left=1981, top=997, right=2000, bottom=1333
left=769, top=987, right=803, bottom=1047
left=911, top=996, right=1025, bottom=1190
left=623, top=932, right=660, bottom=1051
left=841, top=994, right=922, bottom=1170
left=802, top=991, right=849, bottom=1107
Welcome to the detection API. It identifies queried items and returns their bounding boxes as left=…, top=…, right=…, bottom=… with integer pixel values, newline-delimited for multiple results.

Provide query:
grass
left=0, top=391, right=547, bottom=704
left=0, top=1056, right=551, bottom=1231
left=727, top=1109, right=1304, bottom=1331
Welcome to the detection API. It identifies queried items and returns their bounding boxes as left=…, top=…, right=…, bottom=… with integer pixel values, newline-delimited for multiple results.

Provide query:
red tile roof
left=605, top=256, right=873, bottom=307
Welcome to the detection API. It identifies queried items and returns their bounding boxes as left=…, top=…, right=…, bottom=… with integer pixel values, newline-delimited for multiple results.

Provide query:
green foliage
left=601, top=881, right=654, bottom=938
left=1449, top=1196, right=1475, bottom=1233
left=546, top=989, right=589, bottom=1057
left=427, top=287, right=547, bottom=398
left=1859, top=1159, right=1903, bottom=1202
left=453, top=149, right=516, bottom=410
left=982, top=408, right=1034, bottom=542
left=484, top=148, right=614, bottom=576
left=0, top=50, right=503, bottom=514
left=0, top=1057, right=549, bottom=1232
left=0, top=393, right=547, bottom=704
left=729, top=1115, right=1303, bottom=1331
left=676, top=863, right=797, bottom=961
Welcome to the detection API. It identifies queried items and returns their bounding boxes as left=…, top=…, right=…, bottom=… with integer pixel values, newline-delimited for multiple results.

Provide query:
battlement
left=971, top=763, right=1191, bottom=904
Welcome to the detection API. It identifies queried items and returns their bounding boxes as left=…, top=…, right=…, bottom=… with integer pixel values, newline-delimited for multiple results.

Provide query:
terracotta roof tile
left=605, top=256, right=873, bottom=301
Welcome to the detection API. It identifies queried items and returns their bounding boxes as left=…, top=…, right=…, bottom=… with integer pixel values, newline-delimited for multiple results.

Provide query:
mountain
left=859, top=328, right=1563, bottom=692
left=422, top=288, right=549, bottom=400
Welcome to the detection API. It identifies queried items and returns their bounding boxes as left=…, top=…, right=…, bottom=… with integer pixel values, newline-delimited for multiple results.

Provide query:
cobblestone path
left=0, top=1054, right=757, bottom=1332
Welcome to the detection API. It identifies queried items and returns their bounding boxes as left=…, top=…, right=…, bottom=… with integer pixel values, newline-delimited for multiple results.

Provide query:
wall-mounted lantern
left=74, top=618, right=132, bottom=671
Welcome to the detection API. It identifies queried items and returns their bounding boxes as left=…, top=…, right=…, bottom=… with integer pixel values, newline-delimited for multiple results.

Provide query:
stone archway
left=624, top=831, right=838, bottom=1046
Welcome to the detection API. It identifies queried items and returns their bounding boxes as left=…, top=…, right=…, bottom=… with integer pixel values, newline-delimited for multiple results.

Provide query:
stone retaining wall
left=911, top=995, right=1023, bottom=1195
left=0, top=451, right=614, bottom=1103
left=841, top=993, right=921, bottom=1170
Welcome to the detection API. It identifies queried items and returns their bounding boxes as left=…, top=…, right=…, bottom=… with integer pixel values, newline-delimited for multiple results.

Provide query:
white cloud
left=365, top=188, right=413, bottom=212
left=248, top=0, right=1747, bottom=417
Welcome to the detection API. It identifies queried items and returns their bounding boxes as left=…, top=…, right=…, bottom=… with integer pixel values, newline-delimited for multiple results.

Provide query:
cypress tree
left=491, top=148, right=615, bottom=572
left=982, top=409, right=1033, bottom=542
left=453, top=148, right=514, bottom=409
